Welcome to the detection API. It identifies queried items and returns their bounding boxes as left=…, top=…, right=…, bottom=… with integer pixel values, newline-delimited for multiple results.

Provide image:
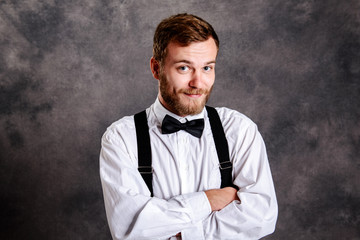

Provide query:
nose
left=189, top=70, right=202, bottom=88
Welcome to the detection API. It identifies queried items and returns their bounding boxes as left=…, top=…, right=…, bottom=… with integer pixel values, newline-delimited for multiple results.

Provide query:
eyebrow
left=173, top=60, right=216, bottom=65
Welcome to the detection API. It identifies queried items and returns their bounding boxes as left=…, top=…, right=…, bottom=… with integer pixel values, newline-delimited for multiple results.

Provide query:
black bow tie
left=161, top=115, right=204, bottom=138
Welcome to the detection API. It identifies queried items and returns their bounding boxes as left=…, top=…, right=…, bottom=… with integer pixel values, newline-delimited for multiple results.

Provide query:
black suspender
left=134, top=110, right=154, bottom=197
left=134, top=106, right=235, bottom=196
left=205, top=106, right=237, bottom=189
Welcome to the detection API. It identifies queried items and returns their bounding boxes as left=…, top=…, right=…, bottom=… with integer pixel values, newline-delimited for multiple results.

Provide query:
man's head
left=152, top=13, right=219, bottom=67
left=151, top=13, right=219, bottom=116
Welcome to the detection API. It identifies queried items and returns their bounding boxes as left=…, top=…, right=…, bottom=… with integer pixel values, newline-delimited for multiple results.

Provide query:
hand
left=205, top=187, right=239, bottom=211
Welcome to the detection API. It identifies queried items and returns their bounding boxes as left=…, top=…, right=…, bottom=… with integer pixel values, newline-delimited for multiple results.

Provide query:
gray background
left=1, top=0, right=359, bottom=239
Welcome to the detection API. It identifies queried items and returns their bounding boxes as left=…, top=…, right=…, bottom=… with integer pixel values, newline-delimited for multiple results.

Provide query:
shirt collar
left=153, top=97, right=205, bottom=124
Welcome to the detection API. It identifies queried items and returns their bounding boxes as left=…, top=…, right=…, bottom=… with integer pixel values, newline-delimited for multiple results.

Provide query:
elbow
left=260, top=200, right=278, bottom=237
left=263, top=216, right=277, bottom=236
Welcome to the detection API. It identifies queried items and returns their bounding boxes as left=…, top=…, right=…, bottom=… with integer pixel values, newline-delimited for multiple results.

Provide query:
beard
left=159, top=73, right=213, bottom=116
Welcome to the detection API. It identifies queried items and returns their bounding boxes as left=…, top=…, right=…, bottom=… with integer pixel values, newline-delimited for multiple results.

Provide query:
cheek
left=205, top=74, right=215, bottom=88
left=167, top=73, right=188, bottom=89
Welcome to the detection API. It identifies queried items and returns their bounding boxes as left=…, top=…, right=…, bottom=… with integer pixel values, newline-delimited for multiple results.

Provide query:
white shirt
left=100, top=98, right=278, bottom=240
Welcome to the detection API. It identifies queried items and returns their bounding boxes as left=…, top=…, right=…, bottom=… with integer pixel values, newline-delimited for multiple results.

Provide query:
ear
left=150, top=57, right=161, bottom=80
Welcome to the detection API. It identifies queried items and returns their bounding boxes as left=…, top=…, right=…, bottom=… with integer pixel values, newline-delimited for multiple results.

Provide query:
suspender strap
left=206, top=106, right=236, bottom=189
left=134, top=110, right=153, bottom=197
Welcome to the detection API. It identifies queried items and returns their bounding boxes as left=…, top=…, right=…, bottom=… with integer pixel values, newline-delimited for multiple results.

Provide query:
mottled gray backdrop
left=1, top=0, right=359, bottom=239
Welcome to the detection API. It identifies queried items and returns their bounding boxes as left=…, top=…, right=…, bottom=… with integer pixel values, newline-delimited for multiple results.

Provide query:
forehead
left=165, top=38, right=218, bottom=64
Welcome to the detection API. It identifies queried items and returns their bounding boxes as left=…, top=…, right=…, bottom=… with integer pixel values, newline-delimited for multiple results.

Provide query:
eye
left=178, top=66, right=190, bottom=72
left=203, top=66, right=213, bottom=72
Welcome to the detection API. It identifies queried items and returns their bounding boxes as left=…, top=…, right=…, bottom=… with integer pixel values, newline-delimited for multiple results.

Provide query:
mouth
left=183, top=89, right=206, bottom=99
left=184, top=93, right=202, bottom=98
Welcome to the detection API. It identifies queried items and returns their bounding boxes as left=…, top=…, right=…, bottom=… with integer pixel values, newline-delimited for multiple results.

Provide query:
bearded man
left=100, top=13, right=278, bottom=240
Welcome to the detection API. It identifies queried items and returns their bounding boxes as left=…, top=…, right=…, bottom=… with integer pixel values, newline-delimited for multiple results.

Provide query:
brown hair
left=153, top=13, right=219, bottom=65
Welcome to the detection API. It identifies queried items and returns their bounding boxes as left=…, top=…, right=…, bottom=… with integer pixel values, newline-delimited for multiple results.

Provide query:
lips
left=185, top=93, right=202, bottom=98
left=182, top=89, right=207, bottom=95
left=184, top=90, right=205, bottom=98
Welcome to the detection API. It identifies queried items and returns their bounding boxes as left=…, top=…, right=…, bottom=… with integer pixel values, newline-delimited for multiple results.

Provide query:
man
left=100, top=13, right=278, bottom=239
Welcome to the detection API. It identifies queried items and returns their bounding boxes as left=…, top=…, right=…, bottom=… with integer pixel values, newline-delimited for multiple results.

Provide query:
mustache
left=180, top=89, right=209, bottom=95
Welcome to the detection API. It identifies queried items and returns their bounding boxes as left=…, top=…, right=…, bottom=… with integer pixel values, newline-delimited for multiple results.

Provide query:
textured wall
left=1, top=0, right=359, bottom=239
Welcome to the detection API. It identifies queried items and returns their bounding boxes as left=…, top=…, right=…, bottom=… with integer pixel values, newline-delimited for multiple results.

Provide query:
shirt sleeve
left=99, top=121, right=212, bottom=240
left=202, top=115, right=278, bottom=239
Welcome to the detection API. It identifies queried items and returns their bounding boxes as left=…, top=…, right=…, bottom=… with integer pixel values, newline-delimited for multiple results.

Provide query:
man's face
left=155, top=38, right=217, bottom=116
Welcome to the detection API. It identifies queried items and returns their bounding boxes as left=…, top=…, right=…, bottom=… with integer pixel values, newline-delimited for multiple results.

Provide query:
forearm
left=202, top=189, right=277, bottom=239
left=100, top=154, right=211, bottom=239
left=102, top=181, right=211, bottom=239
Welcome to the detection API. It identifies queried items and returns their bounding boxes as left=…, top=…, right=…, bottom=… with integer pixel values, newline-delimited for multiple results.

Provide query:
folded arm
left=100, top=129, right=212, bottom=240
left=202, top=123, right=278, bottom=239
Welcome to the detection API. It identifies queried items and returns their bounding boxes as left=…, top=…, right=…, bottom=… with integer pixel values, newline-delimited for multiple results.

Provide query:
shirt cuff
left=182, top=191, right=211, bottom=223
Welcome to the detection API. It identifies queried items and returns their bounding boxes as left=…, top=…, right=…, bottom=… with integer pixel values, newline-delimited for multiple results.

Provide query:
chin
left=181, top=102, right=206, bottom=116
